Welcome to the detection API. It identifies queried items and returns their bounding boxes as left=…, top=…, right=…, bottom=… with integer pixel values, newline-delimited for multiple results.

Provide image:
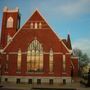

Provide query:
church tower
left=0, top=7, right=20, bottom=48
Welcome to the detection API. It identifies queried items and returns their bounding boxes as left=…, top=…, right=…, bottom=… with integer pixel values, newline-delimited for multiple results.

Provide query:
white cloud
left=72, top=38, right=90, bottom=57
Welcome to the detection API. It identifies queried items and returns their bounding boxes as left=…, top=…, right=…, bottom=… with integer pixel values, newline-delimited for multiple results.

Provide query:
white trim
left=6, top=17, right=14, bottom=28
left=3, top=51, right=64, bottom=55
left=71, top=56, right=78, bottom=59
left=1, top=75, right=72, bottom=83
left=28, top=20, right=44, bottom=22
left=3, top=6, right=19, bottom=12
left=35, top=22, right=38, bottom=29
left=22, top=28, right=49, bottom=30
left=9, top=52, right=27, bottom=54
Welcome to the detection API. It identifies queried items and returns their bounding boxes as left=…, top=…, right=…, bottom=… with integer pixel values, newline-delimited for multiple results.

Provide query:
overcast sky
left=0, top=0, right=90, bottom=56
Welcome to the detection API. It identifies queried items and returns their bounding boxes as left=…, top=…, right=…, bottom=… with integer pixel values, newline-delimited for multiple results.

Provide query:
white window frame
left=35, top=22, right=38, bottom=29
left=7, top=17, right=13, bottom=28
left=63, top=55, right=66, bottom=72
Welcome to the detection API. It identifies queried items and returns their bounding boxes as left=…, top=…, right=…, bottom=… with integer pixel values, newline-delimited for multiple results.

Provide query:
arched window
left=35, top=22, right=38, bottom=29
left=49, top=49, right=53, bottom=73
left=39, top=22, right=42, bottom=29
left=27, top=38, right=43, bottom=72
left=7, top=17, right=13, bottom=28
left=17, top=49, right=22, bottom=72
left=63, top=55, right=66, bottom=71
left=30, top=23, right=33, bottom=29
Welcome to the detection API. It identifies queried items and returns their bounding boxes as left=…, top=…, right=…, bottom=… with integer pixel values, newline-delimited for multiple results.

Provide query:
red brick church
left=0, top=7, right=78, bottom=84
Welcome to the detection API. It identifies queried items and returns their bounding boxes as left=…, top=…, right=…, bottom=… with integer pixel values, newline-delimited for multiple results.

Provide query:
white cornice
left=71, top=56, right=78, bottom=59
left=2, top=51, right=66, bottom=55
left=3, top=6, right=19, bottom=12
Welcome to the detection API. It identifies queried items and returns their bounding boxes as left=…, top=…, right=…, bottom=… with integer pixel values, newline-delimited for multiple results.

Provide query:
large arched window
left=39, top=22, right=42, bottom=29
left=27, top=38, right=43, bottom=72
left=7, top=17, right=13, bottom=28
left=17, top=49, right=22, bottom=72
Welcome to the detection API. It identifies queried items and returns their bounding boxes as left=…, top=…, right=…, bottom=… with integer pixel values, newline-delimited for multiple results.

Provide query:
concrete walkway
left=0, top=82, right=32, bottom=90
left=0, top=82, right=90, bottom=90
left=32, top=82, right=90, bottom=90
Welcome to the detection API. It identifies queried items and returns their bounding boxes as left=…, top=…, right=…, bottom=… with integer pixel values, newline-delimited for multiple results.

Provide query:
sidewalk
left=0, top=82, right=32, bottom=90
left=32, top=82, right=90, bottom=90
left=0, top=81, right=90, bottom=90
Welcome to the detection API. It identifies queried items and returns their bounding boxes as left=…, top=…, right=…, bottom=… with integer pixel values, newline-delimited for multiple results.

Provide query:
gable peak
left=34, top=8, right=40, bottom=12
left=30, top=9, right=43, bottom=19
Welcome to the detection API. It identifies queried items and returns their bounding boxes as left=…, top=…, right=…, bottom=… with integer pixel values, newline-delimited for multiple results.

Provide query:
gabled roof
left=3, top=10, right=71, bottom=53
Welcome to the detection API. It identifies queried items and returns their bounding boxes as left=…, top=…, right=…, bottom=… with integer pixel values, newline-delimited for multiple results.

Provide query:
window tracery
left=27, top=38, right=43, bottom=72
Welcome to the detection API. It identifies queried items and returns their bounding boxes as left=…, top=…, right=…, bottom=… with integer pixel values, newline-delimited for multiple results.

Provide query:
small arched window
left=7, top=17, right=13, bottom=28
left=30, top=23, right=33, bottom=29
left=39, top=22, right=42, bottom=29
left=35, top=22, right=38, bottom=29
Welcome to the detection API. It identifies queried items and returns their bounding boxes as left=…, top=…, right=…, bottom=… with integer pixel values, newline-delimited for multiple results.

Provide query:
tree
left=73, top=48, right=90, bottom=67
